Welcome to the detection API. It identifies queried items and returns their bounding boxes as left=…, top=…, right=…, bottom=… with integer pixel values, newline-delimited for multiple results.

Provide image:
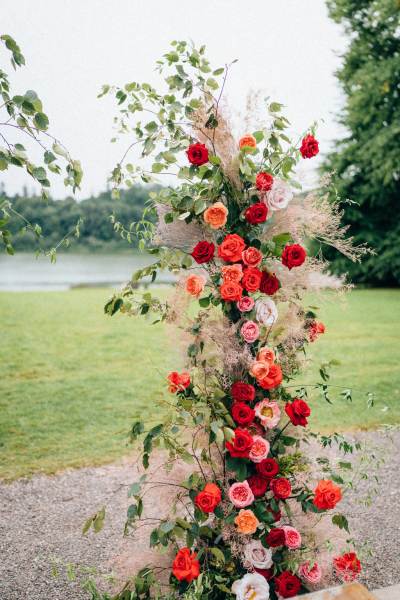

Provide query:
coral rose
left=232, top=402, right=255, bottom=426
left=249, top=435, right=270, bottom=463
left=226, top=428, right=253, bottom=458
left=203, top=201, right=228, bottom=229
left=231, top=381, right=256, bottom=402
left=245, top=202, right=268, bottom=225
left=256, top=171, right=274, bottom=192
left=237, top=296, right=255, bottom=312
left=250, top=361, right=270, bottom=381
left=285, top=398, right=311, bottom=427
left=281, top=243, right=307, bottom=269
left=300, top=134, right=319, bottom=159
left=228, top=481, right=254, bottom=508
left=258, top=364, right=283, bottom=390
left=242, top=246, right=263, bottom=267
left=222, top=263, right=243, bottom=283
left=282, top=526, right=302, bottom=549
left=167, top=371, right=191, bottom=393
left=241, top=320, right=260, bottom=343
left=247, top=474, right=269, bottom=498
left=259, top=272, right=280, bottom=295
left=270, top=477, right=292, bottom=499
left=239, top=134, right=257, bottom=150
left=313, top=479, right=342, bottom=510
left=309, top=320, right=325, bottom=342
left=234, top=509, right=259, bottom=534
left=220, top=281, right=243, bottom=302
left=194, top=482, right=222, bottom=513
left=256, top=458, right=279, bottom=479
left=218, top=234, right=246, bottom=263
left=255, top=400, right=281, bottom=429
left=172, top=547, right=200, bottom=583
left=257, top=347, right=275, bottom=364
left=185, top=273, right=206, bottom=297
left=242, top=267, right=262, bottom=292
left=187, top=142, right=209, bottom=166
left=299, top=561, right=322, bottom=585
left=333, top=552, right=361, bottom=582
left=274, top=571, right=301, bottom=598
left=191, top=240, right=215, bottom=264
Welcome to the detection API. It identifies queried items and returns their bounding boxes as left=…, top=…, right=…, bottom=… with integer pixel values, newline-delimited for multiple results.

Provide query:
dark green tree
left=324, top=0, right=400, bottom=285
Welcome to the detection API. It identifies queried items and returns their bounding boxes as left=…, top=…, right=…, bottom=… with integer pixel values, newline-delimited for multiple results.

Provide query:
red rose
left=270, top=477, right=292, bottom=500
left=300, top=134, right=319, bottom=159
left=218, top=234, right=246, bottom=263
left=172, top=548, right=200, bottom=583
left=225, top=428, right=253, bottom=458
left=265, top=527, right=285, bottom=547
left=187, top=142, right=209, bottom=166
left=232, top=402, right=255, bottom=426
left=220, top=281, right=243, bottom=302
left=255, top=172, right=274, bottom=192
left=259, top=271, right=280, bottom=295
left=281, top=244, right=307, bottom=270
left=309, top=320, right=325, bottom=342
left=231, top=381, right=255, bottom=403
left=167, top=371, right=191, bottom=393
left=191, top=240, right=215, bottom=264
left=254, top=567, right=274, bottom=581
left=247, top=474, right=268, bottom=497
left=194, top=482, right=222, bottom=513
left=313, top=479, right=342, bottom=510
left=242, top=267, right=262, bottom=292
left=285, top=398, right=311, bottom=427
left=333, top=552, right=362, bottom=582
left=245, top=202, right=268, bottom=224
left=258, top=364, right=283, bottom=390
left=256, top=458, right=279, bottom=479
left=274, top=571, right=301, bottom=598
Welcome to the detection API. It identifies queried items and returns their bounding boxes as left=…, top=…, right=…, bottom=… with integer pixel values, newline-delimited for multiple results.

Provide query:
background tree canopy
left=2, top=185, right=154, bottom=252
left=324, top=0, right=400, bottom=285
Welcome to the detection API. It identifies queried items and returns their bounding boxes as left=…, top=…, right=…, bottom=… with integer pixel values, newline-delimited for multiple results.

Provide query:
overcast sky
left=1, top=0, right=346, bottom=199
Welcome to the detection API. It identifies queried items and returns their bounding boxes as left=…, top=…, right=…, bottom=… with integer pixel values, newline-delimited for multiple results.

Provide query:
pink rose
left=237, top=296, right=255, bottom=313
left=255, top=400, right=281, bottom=429
left=282, top=526, right=302, bottom=550
left=249, top=436, right=270, bottom=463
left=240, top=320, right=260, bottom=343
left=299, top=561, right=322, bottom=585
left=228, top=481, right=255, bottom=508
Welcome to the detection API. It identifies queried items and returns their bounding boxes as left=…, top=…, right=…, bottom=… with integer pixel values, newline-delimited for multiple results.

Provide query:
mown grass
left=0, top=288, right=399, bottom=480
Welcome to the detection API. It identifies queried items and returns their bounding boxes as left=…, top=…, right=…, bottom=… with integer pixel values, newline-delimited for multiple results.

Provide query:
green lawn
left=0, top=288, right=399, bottom=480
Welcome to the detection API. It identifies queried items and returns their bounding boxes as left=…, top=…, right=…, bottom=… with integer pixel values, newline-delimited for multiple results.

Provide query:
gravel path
left=1, top=431, right=399, bottom=599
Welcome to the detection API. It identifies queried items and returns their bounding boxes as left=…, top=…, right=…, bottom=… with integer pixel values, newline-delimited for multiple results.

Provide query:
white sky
left=1, top=0, right=346, bottom=199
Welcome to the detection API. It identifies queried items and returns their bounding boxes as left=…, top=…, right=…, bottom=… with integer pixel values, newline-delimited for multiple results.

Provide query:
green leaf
left=332, top=514, right=349, bottom=533
left=33, top=112, right=49, bottom=130
left=210, top=547, right=225, bottom=564
left=253, top=130, right=264, bottom=143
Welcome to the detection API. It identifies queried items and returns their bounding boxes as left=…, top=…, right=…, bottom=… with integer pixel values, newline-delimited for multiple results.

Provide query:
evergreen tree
left=324, top=0, right=400, bottom=284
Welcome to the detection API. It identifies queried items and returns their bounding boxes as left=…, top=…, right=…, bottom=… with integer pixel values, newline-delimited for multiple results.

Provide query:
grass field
left=1, top=288, right=399, bottom=480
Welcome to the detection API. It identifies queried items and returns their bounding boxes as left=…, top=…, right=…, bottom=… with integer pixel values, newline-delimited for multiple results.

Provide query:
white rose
left=244, top=540, right=273, bottom=570
left=232, top=573, right=270, bottom=600
left=255, top=298, right=278, bottom=326
left=265, top=179, right=293, bottom=211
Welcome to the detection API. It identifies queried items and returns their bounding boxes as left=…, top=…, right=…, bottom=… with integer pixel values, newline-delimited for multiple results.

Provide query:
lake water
left=0, top=252, right=174, bottom=291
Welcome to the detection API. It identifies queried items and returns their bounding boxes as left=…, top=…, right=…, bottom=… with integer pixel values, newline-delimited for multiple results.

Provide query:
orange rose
left=195, top=482, right=222, bottom=513
left=203, top=201, right=228, bottom=229
left=258, top=364, right=283, bottom=390
left=220, top=281, right=243, bottom=302
left=185, top=274, right=206, bottom=297
left=257, top=347, right=275, bottom=364
left=167, top=371, right=191, bottom=393
left=313, top=480, right=342, bottom=510
left=218, top=234, right=246, bottom=263
left=250, top=360, right=270, bottom=381
left=239, top=134, right=257, bottom=150
left=234, top=509, right=259, bottom=534
left=222, top=264, right=243, bottom=283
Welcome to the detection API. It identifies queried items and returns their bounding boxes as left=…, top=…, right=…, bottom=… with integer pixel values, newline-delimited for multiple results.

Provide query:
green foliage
left=323, top=1, right=400, bottom=284
left=0, top=33, right=82, bottom=257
